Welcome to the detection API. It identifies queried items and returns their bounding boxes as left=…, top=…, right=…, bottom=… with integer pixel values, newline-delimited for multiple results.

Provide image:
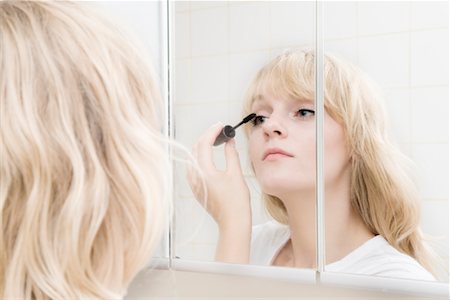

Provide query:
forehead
left=251, top=93, right=314, bottom=109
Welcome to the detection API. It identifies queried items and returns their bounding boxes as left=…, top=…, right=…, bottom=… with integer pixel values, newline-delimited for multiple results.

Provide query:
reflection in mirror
left=322, top=1, right=448, bottom=282
left=172, top=0, right=316, bottom=270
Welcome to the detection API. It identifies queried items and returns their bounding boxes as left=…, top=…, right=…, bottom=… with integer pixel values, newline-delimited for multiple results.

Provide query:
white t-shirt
left=250, top=220, right=435, bottom=281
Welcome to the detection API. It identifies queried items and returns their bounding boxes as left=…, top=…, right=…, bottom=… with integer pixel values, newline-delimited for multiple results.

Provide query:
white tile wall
left=174, top=197, right=195, bottom=242
left=324, top=39, right=358, bottom=66
left=175, top=12, right=190, bottom=59
left=174, top=103, right=228, bottom=148
left=421, top=201, right=449, bottom=240
left=420, top=200, right=449, bottom=281
left=269, top=1, right=315, bottom=48
left=358, top=33, right=410, bottom=88
left=191, top=7, right=228, bottom=56
left=190, top=1, right=227, bottom=11
left=411, top=144, right=449, bottom=200
left=174, top=158, right=197, bottom=199
left=357, top=2, right=410, bottom=36
left=324, top=2, right=357, bottom=40
left=190, top=202, right=220, bottom=244
left=411, top=29, right=449, bottom=86
left=411, top=1, right=449, bottom=30
left=174, top=59, right=191, bottom=103
left=173, top=1, right=449, bottom=280
left=175, top=1, right=190, bottom=13
left=190, top=55, right=228, bottom=103
left=229, top=2, right=270, bottom=52
left=411, top=87, right=449, bottom=143
left=229, top=51, right=270, bottom=102
left=384, top=89, right=411, bottom=144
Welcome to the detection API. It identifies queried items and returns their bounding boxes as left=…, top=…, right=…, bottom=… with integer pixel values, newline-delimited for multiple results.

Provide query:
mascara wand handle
left=213, top=125, right=235, bottom=146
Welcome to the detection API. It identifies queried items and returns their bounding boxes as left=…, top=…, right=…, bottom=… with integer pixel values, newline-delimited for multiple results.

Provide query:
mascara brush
left=213, top=113, right=256, bottom=146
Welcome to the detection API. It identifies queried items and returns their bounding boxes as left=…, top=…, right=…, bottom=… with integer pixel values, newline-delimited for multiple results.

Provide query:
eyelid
left=251, top=114, right=267, bottom=126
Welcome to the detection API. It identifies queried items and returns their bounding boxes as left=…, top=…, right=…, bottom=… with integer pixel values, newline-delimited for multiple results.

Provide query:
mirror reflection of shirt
left=250, top=220, right=436, bottom=281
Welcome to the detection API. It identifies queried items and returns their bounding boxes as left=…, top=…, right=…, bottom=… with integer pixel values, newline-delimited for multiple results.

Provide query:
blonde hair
left=242, top=48, right=438, bottom=276
left=1, top=1, right=170, bottom=298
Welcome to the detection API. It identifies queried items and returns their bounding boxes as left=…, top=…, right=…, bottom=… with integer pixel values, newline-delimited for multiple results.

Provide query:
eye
left=251, top=115, right=267, bottom=126
left=295, top=109, right=315, bottom=118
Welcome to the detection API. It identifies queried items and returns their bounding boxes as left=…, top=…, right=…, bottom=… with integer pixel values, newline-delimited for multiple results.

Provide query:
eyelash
left=251, top=109, right=315, bottom=127
left=295, top=109, right=315, bottom=118
left=251, top=115, right=267, bottom=126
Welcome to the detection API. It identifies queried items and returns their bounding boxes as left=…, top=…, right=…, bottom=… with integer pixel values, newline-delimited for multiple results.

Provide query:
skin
left=188, top=92, right=374, bottom=267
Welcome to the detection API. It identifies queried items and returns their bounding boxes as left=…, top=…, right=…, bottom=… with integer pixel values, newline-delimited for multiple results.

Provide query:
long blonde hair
left=242, top=48, right=438, bottom=276
left=1, top=1, right=170, bottom=298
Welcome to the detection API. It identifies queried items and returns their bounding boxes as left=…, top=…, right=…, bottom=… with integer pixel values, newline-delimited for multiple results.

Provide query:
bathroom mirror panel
left=172, top=0, right=317, bottom=272
left=322, top=1, right=448, bottom=283
left=171, top=0, right=448, bottom=289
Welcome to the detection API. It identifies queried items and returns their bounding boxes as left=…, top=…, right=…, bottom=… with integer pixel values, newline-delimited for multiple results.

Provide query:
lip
left=262, top=147, right=294, bottom=161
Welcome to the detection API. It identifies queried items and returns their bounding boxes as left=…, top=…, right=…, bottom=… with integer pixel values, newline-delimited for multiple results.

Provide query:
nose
left=262, top=115, right=287, bottom=139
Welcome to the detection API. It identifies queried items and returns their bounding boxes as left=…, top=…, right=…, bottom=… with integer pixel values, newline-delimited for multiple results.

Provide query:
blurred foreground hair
left=1, top=1, right=171, bottom=298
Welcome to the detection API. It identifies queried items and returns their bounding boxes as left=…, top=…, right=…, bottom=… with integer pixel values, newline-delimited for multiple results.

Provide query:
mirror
left=172, top=0, right=448, bottom=284
left=321, top=1, right=448, bottom=282
left=172, top=0, right=316, bottom=269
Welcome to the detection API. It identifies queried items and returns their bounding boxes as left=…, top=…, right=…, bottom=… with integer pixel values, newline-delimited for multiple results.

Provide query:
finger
left=224, top=138, right=243, bottom=174
left=197, top=122, right=223, bottom=170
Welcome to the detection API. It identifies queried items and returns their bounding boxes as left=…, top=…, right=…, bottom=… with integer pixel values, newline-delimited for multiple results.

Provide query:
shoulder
left=250, top=220, right=290, bottom=265
left=327, top=235, right=436, bottom=281
left=252, top=220, right=289, bottom=245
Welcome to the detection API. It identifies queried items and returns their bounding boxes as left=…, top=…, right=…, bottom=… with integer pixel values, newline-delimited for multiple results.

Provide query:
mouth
left=262, top=148, right=294, bottom=161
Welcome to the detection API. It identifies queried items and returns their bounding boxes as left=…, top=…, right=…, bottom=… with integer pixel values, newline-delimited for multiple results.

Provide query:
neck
left=278, top=173, right=374, bottom=268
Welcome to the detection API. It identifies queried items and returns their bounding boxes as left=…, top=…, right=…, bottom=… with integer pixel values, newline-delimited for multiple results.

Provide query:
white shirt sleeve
left=326, top=235, right=436, bottom=281
left=250, top=220, right=290, bottom=265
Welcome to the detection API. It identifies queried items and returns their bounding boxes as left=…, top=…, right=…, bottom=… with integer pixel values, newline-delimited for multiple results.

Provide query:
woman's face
left=248, top=92, right=350, bottom=198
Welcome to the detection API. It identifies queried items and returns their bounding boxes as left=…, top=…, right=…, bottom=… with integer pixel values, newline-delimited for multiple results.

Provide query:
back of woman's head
left=242, top=48, right=438, bottom=277
left=1, top=1, right=169, bottom=298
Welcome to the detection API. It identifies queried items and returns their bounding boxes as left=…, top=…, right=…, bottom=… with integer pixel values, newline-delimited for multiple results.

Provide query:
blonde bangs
left=243, top=49, right=316, bottom=119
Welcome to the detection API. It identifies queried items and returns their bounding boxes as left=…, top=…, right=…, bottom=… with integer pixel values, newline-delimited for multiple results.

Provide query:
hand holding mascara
left=213, top=113, right=256, bottom=146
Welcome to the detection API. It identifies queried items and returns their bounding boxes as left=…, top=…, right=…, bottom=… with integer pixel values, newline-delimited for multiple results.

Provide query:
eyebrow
left=253, top=94, right=265, bottom=103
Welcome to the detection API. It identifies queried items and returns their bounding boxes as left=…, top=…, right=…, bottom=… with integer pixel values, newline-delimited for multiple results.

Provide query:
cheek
left=324, top=121, right=351, bottom=174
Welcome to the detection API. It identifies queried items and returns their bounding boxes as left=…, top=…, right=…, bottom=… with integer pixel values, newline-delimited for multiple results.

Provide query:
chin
left=257, top=174, right=314, bottom=197
left=259, top=178, right=297, bottom=196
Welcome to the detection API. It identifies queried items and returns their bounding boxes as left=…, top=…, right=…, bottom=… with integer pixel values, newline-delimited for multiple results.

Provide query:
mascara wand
left=213, top=113, right=256, bottom=146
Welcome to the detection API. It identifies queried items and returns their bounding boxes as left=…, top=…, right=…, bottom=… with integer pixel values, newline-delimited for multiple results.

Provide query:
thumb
left=224, top=138, right=243, bottom=173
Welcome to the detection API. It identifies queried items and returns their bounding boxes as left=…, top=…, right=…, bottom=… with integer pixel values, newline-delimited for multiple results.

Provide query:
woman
left=1, top=1, right=172, bottom=298
left=188, top=48, right=437, bottom=281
